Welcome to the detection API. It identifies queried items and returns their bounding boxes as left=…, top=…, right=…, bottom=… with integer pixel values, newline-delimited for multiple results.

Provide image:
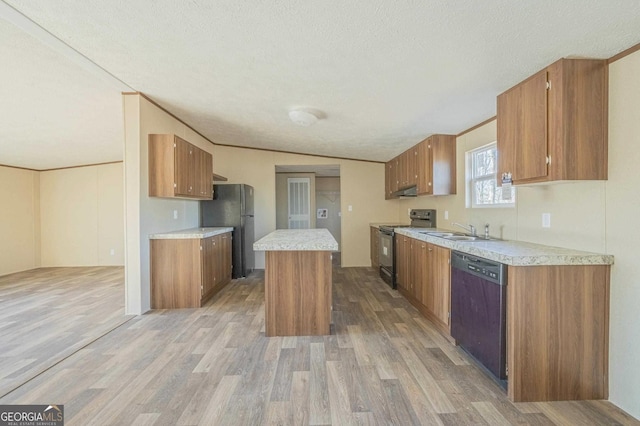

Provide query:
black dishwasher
left=450, top=250, right=507, bottom=387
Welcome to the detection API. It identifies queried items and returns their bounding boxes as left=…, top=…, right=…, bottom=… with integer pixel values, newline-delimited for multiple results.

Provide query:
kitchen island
left=254, top=229, right=338, bottom=337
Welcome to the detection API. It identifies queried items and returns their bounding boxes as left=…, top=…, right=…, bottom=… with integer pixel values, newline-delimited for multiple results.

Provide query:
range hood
left=393, top=185, right=417, bottom=198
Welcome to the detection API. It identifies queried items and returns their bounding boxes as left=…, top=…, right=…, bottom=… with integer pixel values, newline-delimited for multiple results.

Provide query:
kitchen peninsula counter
left=149, top=227, right=233, bottom=239
left=254, top=229, right=338, bottom=337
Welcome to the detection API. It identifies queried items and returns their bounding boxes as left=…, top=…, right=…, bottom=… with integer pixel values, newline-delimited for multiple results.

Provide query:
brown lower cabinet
left=506, top=264, right=610, bottom=402
left=395, top=234, right=611, bottom=402
left=370, top=226, right=379, bottom=269
left=396, top=236, right=451, bottom=336
left=151, top=232, right=232, bottom=309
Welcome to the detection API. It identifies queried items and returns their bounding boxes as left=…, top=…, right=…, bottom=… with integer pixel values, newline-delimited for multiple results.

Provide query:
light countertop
left=254, top=229, right=338, bottom=251
left=149, top=227, right=233, bottom=240
left=369, top=223, right=410, bottom=229
left=394, top=228, right=614, bottom=266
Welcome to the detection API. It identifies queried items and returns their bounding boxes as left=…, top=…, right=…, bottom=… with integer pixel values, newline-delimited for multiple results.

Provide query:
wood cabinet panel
left=515, top=70, right=548, bottom=182
left=396, top=235, right=410, bottom=293
left=201, top=236, right=216, bottom=299
left=428, top=244, right=450, bottom=328
left=370, top=227, right=380, bottom=269
left=151, top=232, right=232, bottom=309
left=149, top=134, right=213, bottom=200
left=507, top=265, right=610, bottom=402
left=548, top=59, right=608, bottom=181
left=264, top=251, right=332, bottom=336
left=497, top=58, right=607, bottom=185
left=413, top=240, right=428, bottom=304
left=150, top=239, right=201, bottom=309
left=220, top=233, right=232, bottom=285
left=416, top=135, right=456, bottom=196
left=396, top=236, right=451, bottom=336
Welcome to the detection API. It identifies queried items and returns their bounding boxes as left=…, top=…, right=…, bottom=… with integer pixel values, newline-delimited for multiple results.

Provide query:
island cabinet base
left=507, top=264, right=610, bottom=402
left=264, top=251, right=332, bottom=337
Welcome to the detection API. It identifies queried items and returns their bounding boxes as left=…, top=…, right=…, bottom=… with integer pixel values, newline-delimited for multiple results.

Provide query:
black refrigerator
left=200, top=184, right=255, bottom=278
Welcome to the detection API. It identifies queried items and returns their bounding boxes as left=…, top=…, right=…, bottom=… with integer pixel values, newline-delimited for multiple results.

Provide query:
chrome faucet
left=452, top=222, right=476, bottom=236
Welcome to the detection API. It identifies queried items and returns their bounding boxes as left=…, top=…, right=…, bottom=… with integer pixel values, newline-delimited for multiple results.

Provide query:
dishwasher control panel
left=451, top=251, right=506, bottom=286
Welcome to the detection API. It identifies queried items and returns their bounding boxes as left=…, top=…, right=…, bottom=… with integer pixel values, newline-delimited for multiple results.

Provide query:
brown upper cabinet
left=386, top=134, right=456, bottom=199
left=416, top=134, right=456, bottom=196
left=497, top=58, right=608, bottom=185
left=149, top=134, right=213, bottom=200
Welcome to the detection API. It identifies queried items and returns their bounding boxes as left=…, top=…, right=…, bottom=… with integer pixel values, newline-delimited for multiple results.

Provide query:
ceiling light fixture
left=288, top=109, right=320, bottom=126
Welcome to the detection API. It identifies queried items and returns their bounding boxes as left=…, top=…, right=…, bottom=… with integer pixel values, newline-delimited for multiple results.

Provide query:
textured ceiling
left=2, top=1, right=640, bottom=168
left=0, top=17, right=124, bottom=170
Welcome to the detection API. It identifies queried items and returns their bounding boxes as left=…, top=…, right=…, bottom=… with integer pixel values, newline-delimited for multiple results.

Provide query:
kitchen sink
left=445, top=235, right=480, bottom=241
left=414, top=230, right=500, bottom=242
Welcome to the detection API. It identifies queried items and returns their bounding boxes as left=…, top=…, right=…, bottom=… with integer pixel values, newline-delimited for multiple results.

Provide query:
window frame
left=467, top=142, right=515, bottom=209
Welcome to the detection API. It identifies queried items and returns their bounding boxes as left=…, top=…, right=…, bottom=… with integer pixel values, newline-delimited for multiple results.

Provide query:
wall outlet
left=110, top=249, right=115, bottom=256
left=348, top=205, right=353, bottom=212
left=542, top=213, right=551, bottom=228
left=444, top=210, right=449, bottom=220
left=173, top=210, right=178, bottom=219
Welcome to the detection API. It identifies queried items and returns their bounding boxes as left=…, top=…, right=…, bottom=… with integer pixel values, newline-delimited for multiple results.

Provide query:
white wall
left=40, top=163, right=124, bottom=266
left=0, top=166, right=40, bottom=275
left=400, top=49, right=640, bottom=418
left=605, top=50, right=640, bottom=419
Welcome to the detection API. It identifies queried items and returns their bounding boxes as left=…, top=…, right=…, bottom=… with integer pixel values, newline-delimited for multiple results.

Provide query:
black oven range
left=378, top=209, right=436, bottom=289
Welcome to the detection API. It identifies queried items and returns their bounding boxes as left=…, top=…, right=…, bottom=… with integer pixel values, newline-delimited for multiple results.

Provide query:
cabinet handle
left=428, top=248, right=433, bottom=252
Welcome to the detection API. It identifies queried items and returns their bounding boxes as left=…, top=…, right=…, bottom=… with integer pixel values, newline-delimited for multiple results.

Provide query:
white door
left=288, top=178, right=311, bottom=229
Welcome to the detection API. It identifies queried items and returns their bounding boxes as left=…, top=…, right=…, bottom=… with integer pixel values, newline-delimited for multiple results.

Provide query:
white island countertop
left=149, top=227, right=233, bottom=239
left=395, top=228, right=614, bottom=266
left=254, top=229, right=338, bottom=251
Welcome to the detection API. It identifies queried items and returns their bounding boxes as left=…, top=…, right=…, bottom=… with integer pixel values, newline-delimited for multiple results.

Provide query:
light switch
left=444, top=210, right=449, bottom=220
left=110, top=249, right=115, bottom=256
left=542, top=213, right=551, bottom=228
left=173, top=210, right=178, bottom=219
left=348, top=205, right=353, bottom=212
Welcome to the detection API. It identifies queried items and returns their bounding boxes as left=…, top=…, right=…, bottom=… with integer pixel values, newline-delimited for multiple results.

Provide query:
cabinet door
left=174, top=137, right=194, bottom=196
left=201, top=237, right=216, bottom=298
left=416, top=139, right=432, bottom=195
left=497, top=70, right=548, bottom=183
left=497, top=86, right=518, bottom=184
left=406, top=147, right=418, bottom=187
left=515, top=70, right=548, bottom=182
left=194, top=148, right=213, bottom=199
left=396, top=236, right=408, bottom=291
left=413, top=239, right=429, bottom=306
left=385, top=161, right=394, bottom=199
left=220, top=233, right=232, bottom=284
left=392, top=156, right=400, bottom=193
left=428, top=244, right=451, bottom=327
left=370, top=227, right=379, bottom=268
left=431, top=135, right=456, bottom=195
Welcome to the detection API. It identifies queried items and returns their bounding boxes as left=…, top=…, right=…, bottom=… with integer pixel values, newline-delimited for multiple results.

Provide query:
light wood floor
left=0, top=266, right=130, bottom=398
left=1, top=266, right=637, bottom=425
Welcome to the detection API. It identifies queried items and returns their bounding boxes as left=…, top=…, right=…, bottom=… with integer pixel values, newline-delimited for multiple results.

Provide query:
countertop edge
left=254, top=229, right=338, bottom=252
left=395, top=228, right=614, bottom=266
left=149, top=227, right=234, bottom=240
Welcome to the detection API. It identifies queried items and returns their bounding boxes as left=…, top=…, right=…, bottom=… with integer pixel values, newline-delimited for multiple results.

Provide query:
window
left=468, top=142, right=515, bottom=207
